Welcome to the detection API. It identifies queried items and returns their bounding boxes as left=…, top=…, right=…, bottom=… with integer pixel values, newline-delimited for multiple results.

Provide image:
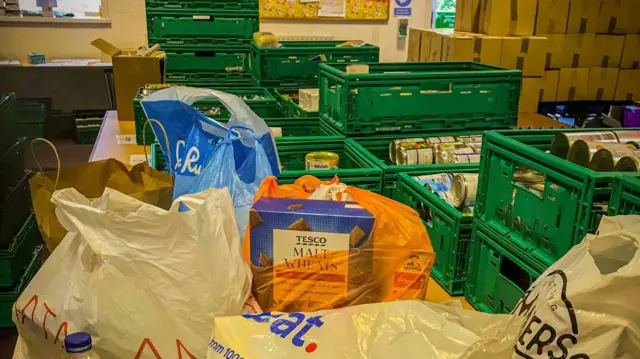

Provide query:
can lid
left=65, top=332, right=93, bottom=353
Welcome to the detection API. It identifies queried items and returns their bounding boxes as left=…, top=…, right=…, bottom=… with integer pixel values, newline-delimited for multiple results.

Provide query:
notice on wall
left=319, top=0, right=345, bottom=17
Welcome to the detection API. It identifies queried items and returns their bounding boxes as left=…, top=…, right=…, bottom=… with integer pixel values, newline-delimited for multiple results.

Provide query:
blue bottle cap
left=65, top=332, right=93, bottom=353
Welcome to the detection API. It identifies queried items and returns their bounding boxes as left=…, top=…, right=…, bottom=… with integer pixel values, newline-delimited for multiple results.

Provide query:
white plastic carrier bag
left=207, top=215, right=640, bottom=359
left=12, top=187, right=252, bottom=359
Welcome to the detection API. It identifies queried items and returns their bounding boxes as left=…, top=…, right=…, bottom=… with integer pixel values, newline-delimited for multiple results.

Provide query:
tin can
left=567, top=141, right=634, bottom=168
left=435, top=151, right=479, bottom=164
left=470, top=143, right=482, bottom=154
left=550, top=131, right=618, bottom=159
left=514, top=169, right=545, bottom=184
left=426, top=136, right=456, bottom=144
left=397, top=143, right=434, bottom=165
left=614, top=130, right=640, bottom=147
left=590, top=146, right=636, bottom=172
left=389, top=138, right=425, bottom=163
left=457, top=135, right=483, bottom=145
left=305, top=151, right=339, bottom=170
left=414, top=173, right=453, bottom=193
left=450, top=173, right=479, bottom=208
left=614, top=155, right=640, bottom=172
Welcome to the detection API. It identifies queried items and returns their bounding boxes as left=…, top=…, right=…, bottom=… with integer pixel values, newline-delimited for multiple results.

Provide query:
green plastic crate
left=166, top=72, right=253, bottom=87
left=250, top=41, right=380, bottom=88
left=150, top=118, right=346, bottom=172
left=465, top=221, right=544, bottom=314
left=0, top=93, right=16, bottom=151
left=134, top=87, right=279, bottom=144
left=1, top=138, right=26, bottom=196
left=145, top=0, right=258, bottom=15
left=0, top=244, right=42, bottom=328
left=273, top=89, right=319, bottom=118
left=14, top=98, right=50, bottom=124
left=351, top=130, right=497, bottom=197
left=75, top=117, right=103, bottom=145
left=148, top=16, right=258, bottom=49
left=0, top=171, right=32, bottom=247
left=476, top=129, right=640, bottom=269
left=393, top=170, right=478, bottom=296
left=14, top=123, right=45, bottom=140
left=0, top=214, right=39, bottom=288
left=165, top=50, right=253, bottom=87
left=609, top=176, right=640, bottom=216
left=319, top=62, right=521, bottom=135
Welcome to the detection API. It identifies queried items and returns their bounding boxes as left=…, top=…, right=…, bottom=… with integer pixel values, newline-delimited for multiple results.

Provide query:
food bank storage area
left=1, top=0, right=640, bottom=357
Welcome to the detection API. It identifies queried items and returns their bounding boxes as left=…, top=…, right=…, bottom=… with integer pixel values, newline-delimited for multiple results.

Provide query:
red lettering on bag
left=43, top=303, right=57, bottom=340
left=135, top=338, right=163, bottom=359
left=19, top=295, right=38, bottom=323
left=54, top=321, right=69, bottom=344
left=176, top=340, right=197, bottom=359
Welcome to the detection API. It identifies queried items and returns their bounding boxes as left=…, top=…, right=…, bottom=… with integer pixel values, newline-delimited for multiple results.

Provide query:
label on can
left=414, top=174, right=452, bottom=192
left=306, top=152, right=339, bottom=170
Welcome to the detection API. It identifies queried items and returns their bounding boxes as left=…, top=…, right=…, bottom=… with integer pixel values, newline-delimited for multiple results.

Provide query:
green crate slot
left=167, top=51, right=249, bottom=72
left=394, top=170, right=478, bottom=296
left=75, top=117, right=103, bottom=145
left=0, top=171, right=32, bottom=246
left=319, top=62, right=521, bottom=135
left=609, top=176, right=640, bottom=216
left=145, top=0, right=258, bottom=15
left=14, top=99, right=50, bottom=124
left=272, top=89, right=319, bottom=118
left=134, top=87, right=278, bottom=144
left=0, top=214, right=39, bottom=288
left=465, top=221, right=545, bottom=314
left=0, top=244, right=43, bottom=328
left=0, top=94, right=16, bottom=153
left=1, top=138, right=26, bottom=197
left=250, top=41, right=380, bottom=88
left=148, top=16, right=258, bottom=49
left=476, top=128, right=640, bottom=268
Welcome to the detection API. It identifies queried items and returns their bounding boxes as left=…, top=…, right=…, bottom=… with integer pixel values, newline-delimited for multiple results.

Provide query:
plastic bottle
left=65, top=332, right=101, bottom=359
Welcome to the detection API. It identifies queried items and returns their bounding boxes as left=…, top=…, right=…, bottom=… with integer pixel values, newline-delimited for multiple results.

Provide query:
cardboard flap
left=91, top=38, right=122, bottom=57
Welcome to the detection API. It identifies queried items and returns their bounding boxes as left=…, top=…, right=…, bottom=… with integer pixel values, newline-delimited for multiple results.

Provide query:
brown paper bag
left=30, top=158, right=173, bottom=252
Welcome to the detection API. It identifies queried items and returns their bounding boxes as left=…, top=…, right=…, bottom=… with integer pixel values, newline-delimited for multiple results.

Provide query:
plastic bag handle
left=30, top=138, right=61, bottom=190
left=225, top=125, right=256, bottom=140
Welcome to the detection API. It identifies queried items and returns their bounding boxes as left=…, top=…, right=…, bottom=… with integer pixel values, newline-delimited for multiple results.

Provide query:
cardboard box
left=519, top=77, right=542, bottom=113
left=248, top=197, right=375, bottom=311
left=566, top=0, right=601, bottom=33
left=561, top=33, right=595, bottom=68
left=419, top=29, right=432, bottom=61
left=500, top=36, right=547, bottom=76
left=539, top=34, right=565, bottom=69
left=91, top=38, right=166, bottom=121
left=299, top=88, right=320, bottom=112
left=471, top=34, right=503, bottom=66
left=540, top=70, right=560, bottom=102
left=482, top=0, right=537, bottom=36
left=597, top=0, right=628, bottom=34
left=456, top=0, right=483, bottom=33
left=535, top=0, right=570, bottom=34
left=625, top=0, right=640, bottom=34
left=615, top=70, right=640, bottom=101
left=407, top=28, right=424, bottom=62
left=429, top=29, right=454, bottom=62
left=621, top=35, right=640, bottom=69
left=591, top=35, right=625, bottom=68
left=587, top=68, right=620, bottom=101
left=557, top=68, right=589, bottom=101
left=443, top=34, right=475, bottom=61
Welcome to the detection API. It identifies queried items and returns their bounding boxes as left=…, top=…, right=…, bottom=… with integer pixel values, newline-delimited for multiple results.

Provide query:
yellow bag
left=30, top=158, right=173, bottom=252
left=242, top=176, right=435, bottom=312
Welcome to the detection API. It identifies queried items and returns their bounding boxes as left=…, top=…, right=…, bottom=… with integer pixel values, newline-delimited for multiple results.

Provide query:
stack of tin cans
left=412, top=173, right=479, bottom=221
left=551, top=130, right=640, bottom=171
left=390, top=135, right=483, bottom=166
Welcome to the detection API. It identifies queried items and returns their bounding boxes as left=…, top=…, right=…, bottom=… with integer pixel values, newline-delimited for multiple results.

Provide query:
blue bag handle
left=225, top=124, right=256, bottom=139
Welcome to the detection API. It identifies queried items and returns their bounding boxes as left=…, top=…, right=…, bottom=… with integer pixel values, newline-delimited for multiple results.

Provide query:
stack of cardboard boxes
left=407, top=0, right=640, bottom=113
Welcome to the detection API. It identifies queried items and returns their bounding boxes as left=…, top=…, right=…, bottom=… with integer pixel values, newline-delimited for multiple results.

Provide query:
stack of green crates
left=13, top=98, right=50, bottom=140
left=75, top=116, right=104, bottom=144
left=465, top=128, right=640, bottom=314
left=0, top=94, right=16, bottom=152
left=146, top=0, right=258, bottom=87
left=133, top=86, right=279, bottom=144
left=272, top=89, right=319, bottom=118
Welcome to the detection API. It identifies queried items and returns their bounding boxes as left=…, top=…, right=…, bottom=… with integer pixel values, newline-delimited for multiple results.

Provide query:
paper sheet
left=318, top=0, right=345, bottom=17
left=0, top=60, right=20, bottom=66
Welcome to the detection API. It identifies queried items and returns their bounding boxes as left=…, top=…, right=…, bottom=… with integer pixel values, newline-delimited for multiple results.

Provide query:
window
left=18, top=0, right=102, bottom=18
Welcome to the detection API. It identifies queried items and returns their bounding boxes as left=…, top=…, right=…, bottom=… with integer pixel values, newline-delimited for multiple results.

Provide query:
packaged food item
left=450, top=173, right=479, bottom=208
left=614, top=155, right=640, bottom=172
left=590, top=146, right=636, bottom=172
left=614, top=130, right=640, bottom=147
left=253, top=32, right=280, bottom=47
left=306, top=152, right=339, bottom=170
left=336, top=40, right=367, bottom=47
left=567, top=140, right=635, bottom=168
left=397, top=143, right=434, bottom=165
left=389, top=138, right=425, bottom=163
left=270, top=127, right=283, bottom=138
left=550, top=131, right=618, bottom=158
left=298, top=88, right=319, bottom=112
left=426, top=136, right=456, bottom=144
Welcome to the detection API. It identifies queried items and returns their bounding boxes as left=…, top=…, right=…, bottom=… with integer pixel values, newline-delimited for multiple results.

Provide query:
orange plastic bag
left=242, top=175, right=435, bottom=312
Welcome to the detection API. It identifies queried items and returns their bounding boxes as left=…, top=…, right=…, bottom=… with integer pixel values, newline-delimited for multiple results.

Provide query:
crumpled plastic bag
left=210, top=215, right=640, bottom=358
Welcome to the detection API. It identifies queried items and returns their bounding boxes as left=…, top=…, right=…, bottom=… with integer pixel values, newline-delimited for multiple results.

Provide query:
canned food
left=397, top=143, right=434, bottom=165
left=567, top=141, right=634, bottom=168
left=389, top=138, right=425, bottom=164
left=436, top=142, right=471, bottom=152
left=461, top=206, right=474, bottom=217
left=514, top=169, right=545, bottom=184
left=457, top=135, right=483, bottom=145
left=550, top=131, right=618, bottom=159
left=414, top=173, right=453, bottom=193
left=614, top=130, right=640, bottom=146
left=450, top=173, right=479, bottom=208
left=435, top=151, right=480, bottom=164
left=306, top=151, right=339, bottom=170
left=470, top=143, right=483, bottom=154
left=614, top=155, right=640, bottom=172
left=590, top=147, right=636, bottom=172
left=426, top=136, right=456, bottom=144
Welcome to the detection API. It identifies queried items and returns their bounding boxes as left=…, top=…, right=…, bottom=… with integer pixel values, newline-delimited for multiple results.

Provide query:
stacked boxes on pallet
left=145, top=0, right=259, bottom=87
left=408, top=0, right=640, bottom=113
left=465, top=128, right=640, bottom=313
left=0, top=93, right=43, bottom=327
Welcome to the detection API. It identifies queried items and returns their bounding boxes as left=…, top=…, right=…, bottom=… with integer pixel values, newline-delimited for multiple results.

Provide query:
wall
left=0, top=0, right=430, bottom=61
